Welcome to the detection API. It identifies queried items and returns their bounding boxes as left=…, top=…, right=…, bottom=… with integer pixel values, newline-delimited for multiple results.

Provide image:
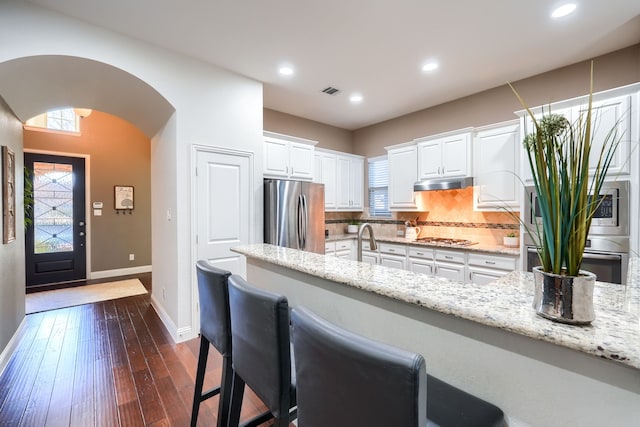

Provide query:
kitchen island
left=231, top=243, right=639, bottom=427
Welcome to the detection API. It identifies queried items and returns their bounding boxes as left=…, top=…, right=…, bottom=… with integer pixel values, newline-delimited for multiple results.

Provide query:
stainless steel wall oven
left=523, top=180, right=630, bottom=284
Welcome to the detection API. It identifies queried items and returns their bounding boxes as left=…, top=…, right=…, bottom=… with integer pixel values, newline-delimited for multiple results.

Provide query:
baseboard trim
left=90, top=265, right=152, bottom=280
left=0, top=316, right=27, bottom=378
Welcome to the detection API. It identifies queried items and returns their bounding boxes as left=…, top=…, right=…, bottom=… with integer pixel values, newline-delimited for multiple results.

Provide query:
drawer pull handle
left=416, top=252, right=424, bottom=256
left=445, top=256, right=453, bottom=260
left=485, top=261, right=496, bottom=265
left=388, top=249, right=395, bottom=252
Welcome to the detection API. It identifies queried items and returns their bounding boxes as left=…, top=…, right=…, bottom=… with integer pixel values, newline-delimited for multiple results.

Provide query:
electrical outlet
left=129, top=253, right=135, bottom=261
left=396, top=230, right=404, bottom=236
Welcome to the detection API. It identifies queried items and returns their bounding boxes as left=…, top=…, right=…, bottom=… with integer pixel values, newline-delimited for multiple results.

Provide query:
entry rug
left=26, top=279, right=148, bottom=314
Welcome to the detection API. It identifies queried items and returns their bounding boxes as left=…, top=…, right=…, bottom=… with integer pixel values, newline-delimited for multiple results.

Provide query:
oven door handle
left=527, top=247, right=622, bottom=261
left=582, top=252, right=622, bottom=261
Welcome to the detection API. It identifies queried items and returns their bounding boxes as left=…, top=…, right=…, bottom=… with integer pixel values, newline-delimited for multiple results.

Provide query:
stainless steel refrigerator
left=264, top=179, right=325, bottom=254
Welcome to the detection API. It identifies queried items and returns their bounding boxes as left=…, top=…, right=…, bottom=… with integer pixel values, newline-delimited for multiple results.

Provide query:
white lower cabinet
left=468, top=253, right=517, bottom=285
left=434, top=249, right=466, bottom=282
left=361, top=250, right=379, bottom=265
left=379, top=243, right=407, bottom=270
left=408, top=246, right=435, bottom=276
left=335, top=239, right=353, bottom=259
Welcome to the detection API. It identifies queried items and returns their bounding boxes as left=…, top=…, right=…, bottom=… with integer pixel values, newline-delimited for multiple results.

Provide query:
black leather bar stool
left=190, top=261, right=234, bottom=427
left=226, top=275, right=297, bottom=427
left=291, top=306, right=504, bottom=427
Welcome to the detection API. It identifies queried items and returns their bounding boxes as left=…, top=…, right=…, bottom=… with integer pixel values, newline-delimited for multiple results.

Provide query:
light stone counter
left=326, top=233, right=520, bottom=256
left=233, top=243, right=638, bottom=369
left=232, top=244, right=639, bottom=426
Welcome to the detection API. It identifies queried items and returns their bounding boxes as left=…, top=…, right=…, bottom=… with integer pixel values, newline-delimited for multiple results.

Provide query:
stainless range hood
left=414, top=176, right=474, bottom=191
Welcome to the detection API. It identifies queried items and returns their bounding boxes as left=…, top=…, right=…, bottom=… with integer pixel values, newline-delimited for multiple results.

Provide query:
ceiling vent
left=321, top=86, right=341, bottom=96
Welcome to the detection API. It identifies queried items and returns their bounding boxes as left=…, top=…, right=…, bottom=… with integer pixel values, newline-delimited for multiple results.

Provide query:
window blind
left=368, top=156, right=390, bottom=217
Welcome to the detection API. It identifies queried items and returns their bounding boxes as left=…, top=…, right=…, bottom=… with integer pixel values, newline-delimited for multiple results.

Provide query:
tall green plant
left=510, top=63, right=621, bottom=276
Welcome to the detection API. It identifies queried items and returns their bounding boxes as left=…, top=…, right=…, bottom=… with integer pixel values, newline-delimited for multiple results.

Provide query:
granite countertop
left=326, top=233, right=520, bottom=256
left=232, top=243, right=640, bottom=371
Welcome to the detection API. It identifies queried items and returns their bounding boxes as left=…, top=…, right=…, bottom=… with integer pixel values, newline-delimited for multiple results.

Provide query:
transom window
left=25, top=108, right=81, bottom=133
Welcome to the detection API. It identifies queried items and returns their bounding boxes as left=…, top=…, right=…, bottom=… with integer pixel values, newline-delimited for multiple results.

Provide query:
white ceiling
left=25, top=0, right=640, bottom=130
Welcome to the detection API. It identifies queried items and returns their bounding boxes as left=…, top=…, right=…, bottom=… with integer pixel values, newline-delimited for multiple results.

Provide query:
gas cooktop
left=414, top=236, right=478, bottom=247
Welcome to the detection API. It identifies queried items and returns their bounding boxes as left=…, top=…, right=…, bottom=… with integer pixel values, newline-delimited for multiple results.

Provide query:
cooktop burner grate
left=415, top=236, right=478, bottom=246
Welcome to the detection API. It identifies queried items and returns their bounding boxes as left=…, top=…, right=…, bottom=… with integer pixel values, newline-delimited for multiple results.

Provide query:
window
left=368, top=155, right=390, bottom=217
left=25, top=108, right=80, bottom=133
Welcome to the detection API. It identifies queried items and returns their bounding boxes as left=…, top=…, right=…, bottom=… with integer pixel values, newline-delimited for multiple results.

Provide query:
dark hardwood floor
left=0, top=276, right=287, bottom=426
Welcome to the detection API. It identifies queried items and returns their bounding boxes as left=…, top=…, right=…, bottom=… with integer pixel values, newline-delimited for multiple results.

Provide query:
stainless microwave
left=524, top=180, right=629, bottom=238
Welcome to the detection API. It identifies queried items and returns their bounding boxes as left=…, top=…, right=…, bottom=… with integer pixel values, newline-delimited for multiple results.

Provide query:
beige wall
left=24, top=110, right=151, bottom=272
left=264, top=108, right=353, bottom=152
left=353, top=44, right=640, bottom=158
left=0, top=96, right=25, bottom=358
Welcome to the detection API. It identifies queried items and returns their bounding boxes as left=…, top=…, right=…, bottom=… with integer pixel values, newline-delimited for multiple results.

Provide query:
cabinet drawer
left=435, top=249, right=465, bottom=264
left=325, top=242, right=336, bottom=253
left=335, top=240, right=352, bottom=251
left=378, top=243, right=407, bottom=256
left=468, top=253, right=516, bottom=271
left=408, top=246, right=434, bottom=260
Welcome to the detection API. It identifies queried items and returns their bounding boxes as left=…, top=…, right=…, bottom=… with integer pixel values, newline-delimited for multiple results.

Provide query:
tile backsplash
left=326, top=187, right=519, bottom=245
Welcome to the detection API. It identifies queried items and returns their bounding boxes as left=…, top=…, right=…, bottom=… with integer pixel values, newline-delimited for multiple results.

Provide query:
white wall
left=0, top=95, right=25, bottom=372
left=0, top=1, right=263, bottom=343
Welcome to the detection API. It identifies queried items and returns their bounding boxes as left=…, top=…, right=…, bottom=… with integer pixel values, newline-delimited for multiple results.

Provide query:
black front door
left=24, top=153, right=87, bottom=287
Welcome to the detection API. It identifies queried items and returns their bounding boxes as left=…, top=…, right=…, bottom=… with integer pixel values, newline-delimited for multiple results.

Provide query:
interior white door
left=196, top=148, right=251, bottom=277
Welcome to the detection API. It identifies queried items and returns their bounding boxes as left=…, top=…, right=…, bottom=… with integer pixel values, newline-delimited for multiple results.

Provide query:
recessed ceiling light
left=279, top=65, right=294, bottom=76
left=422, top=61, right=439, bottom=72
left=349, top=94, right=363, bottom=104
left=551, top=3, right=576, bottom=18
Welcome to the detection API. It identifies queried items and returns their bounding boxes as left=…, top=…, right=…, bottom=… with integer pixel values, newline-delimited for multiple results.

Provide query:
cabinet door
left=388, top=145, right=418, bottom=209
left=409, top=258, right=434, bottom=276
left=381, top=254, right=407, bottom=270
left=435, top=261, right=466, bottom=282
left=441, top=133, right=469, bottom=177
left=320, top=153, right=337, bottom=209
left=417, top=140, right=441, bottom=179
left=349, top=157, right=364, bottom=210
left=264, top=138, right=289, bottom=177
left=336, top=156, right=352, bottom=209
left=576, top=95, right=631, bottom=176
left=469, top=268, right=503, bottom=285
left=361, top=252, right=378, bottom=265
left=474, top=123, right=520, bottom=210
left=313, top=154, right=323, bottom=183
left=289, top=142, right=314, bottom=180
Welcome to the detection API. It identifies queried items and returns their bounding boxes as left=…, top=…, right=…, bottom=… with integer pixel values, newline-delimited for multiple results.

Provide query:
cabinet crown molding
left=263, top=130, right=318, bottom=146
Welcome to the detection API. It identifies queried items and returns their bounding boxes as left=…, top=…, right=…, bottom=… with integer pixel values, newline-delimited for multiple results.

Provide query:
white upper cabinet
left=518, top=90, right=634, bottom=182
left=473, top=121, right=520, bottom=211
left=417, top=129, right=472, bottom=180
left=316, top=148, right=364, bottom=212
left=314, top=151, right=337, bottom=209
left=336, top=154, right=364, bottom=211
left=263, top=131, right=316, bottom=180
left=386, top=143, right=419, bottom=210
left=577, top=95, right=631, bottom=176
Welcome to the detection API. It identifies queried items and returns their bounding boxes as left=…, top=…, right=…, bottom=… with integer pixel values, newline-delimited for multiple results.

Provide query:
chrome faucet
left=357, top=223, right=378, bottom=262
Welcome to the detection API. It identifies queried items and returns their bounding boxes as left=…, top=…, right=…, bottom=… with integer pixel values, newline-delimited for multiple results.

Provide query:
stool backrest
left=291, top=307, right=427, bottom=427
left=227, top=275, right=292, bottom=419
left=195, top=260, right=232, bottom=356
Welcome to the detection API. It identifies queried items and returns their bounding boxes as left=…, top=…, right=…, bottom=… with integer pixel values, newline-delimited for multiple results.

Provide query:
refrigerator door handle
left=297, top=195, right=303, bottom=249
left=301, top=194, right=308, bottom=249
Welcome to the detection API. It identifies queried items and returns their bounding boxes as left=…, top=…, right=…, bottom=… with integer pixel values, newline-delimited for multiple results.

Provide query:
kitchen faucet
left=357, top=223, right=377, bottom=262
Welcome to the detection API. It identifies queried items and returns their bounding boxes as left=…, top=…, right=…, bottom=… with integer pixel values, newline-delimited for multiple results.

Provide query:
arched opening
left=0, top=55, right=175, bottom=290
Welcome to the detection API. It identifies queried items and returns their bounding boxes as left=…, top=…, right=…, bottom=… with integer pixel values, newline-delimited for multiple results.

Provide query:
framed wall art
left=2, top=146, right=16, bottom=244
left=114, top=185, right=134, bottom=210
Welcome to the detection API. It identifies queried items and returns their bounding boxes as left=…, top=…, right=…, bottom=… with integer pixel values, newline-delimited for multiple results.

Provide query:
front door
left=24, top=153, right=87, bottom=287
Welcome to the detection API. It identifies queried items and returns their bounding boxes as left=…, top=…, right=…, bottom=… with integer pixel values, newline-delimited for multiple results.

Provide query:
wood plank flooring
left=0, top=278, right=288, bottom=426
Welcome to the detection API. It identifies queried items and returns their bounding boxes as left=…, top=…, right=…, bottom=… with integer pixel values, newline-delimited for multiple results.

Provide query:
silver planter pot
left=532, top=266, right=596, bottom=325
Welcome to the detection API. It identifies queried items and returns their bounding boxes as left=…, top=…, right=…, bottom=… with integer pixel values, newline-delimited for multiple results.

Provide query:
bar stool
left=291, top=306, right=504, bottom=427
left=226, top=275, right=297, bottom=427
left=190, top=261, right=234, bottom=427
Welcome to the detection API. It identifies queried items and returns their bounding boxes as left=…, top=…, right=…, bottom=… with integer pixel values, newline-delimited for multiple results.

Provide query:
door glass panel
left=33, top=162, right=74, bottom=253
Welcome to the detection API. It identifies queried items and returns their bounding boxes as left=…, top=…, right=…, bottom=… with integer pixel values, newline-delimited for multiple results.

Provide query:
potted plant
left=347, top=219, right=359, bottom=234
left=503, top=232, right=518, bottom=248
left=510, top=63, right=621, bottom=324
